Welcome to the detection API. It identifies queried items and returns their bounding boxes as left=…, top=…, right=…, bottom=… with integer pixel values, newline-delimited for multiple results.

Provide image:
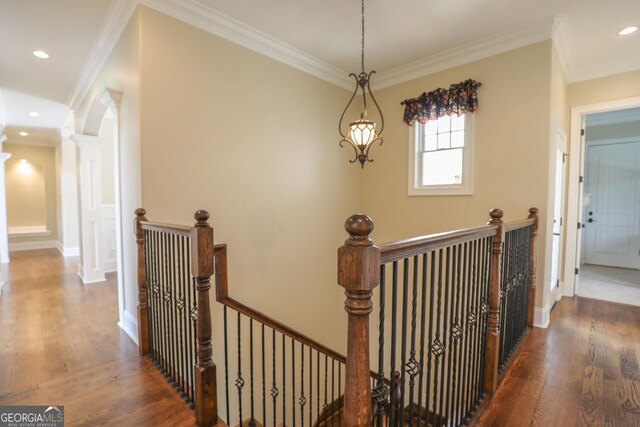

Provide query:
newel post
left=337, top=214, right=380, bottom=427
left=191, top=210, right=218, bottom=427
left=484, top=208, right=504, bottom=395
left=135, top=208, right=149, bottom=356
left=527, top=207, right=539, bottom=327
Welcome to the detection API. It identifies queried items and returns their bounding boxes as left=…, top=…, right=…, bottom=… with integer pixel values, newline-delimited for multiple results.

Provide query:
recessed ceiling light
left=29, top=111, right=40, bottom=117
left=32, top=50, right=50, bottom=59
left=618, top=26, right=638, bottom=36
left=19, top=131, right=28, bottom=136
left=20, top=159, right=28, bottom=164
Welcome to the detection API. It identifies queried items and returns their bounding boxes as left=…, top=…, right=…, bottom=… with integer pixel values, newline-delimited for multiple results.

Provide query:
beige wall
left=361, top=41, right=554, bottom=308
left=137, top=7, right=360, bottom=352
left=4, top=142, right=58, bottom=244
left=99, top=115, right=116, bottom=205
left=568, top=70, right=640, bottom=108
left=76, top=9, right=142, bottom=326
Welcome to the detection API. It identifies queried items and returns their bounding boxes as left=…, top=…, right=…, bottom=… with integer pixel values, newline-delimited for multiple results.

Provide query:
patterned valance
left=401, top=79, right=482, bottom=126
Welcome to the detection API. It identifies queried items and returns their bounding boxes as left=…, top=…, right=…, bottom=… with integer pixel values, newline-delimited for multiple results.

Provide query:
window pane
left=422, top=148, right=463, bottom=186
left=451, top=114, right=465, bottom=131
left=425, top=120, right=438, bottom=135
left=438, top=115, right=451, bottom=133
left=451, top=130, right=465, bottom=148
left=424, top=133, right=437, bottom=151
left=437, top=132, right=450, bottom=149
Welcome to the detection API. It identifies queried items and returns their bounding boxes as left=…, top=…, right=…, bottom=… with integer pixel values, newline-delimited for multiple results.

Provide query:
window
left=409, top=113, right=474, bottom=196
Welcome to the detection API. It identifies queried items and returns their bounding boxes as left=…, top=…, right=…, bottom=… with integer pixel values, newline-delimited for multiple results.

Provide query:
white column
left=0, top=134, right=11, bottom=263
left=73, top=134, right=106, bottom=284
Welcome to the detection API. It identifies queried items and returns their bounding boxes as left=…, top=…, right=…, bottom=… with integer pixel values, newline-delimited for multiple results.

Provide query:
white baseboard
left=77, top=264, right=106, bottom=284
left=119, top=310, right=139, bottom=346
left=8, top=240, right=58, bottom=251
left=533, top=304, right=551, bottom=328
left=56, top=241, right=80, bottom=257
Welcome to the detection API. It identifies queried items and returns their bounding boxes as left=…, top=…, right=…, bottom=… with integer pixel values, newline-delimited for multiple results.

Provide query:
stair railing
left=338, top=208, right=539, bottom=427
left=135, top=209, right=218, bottom=427
left=212, top=243, right=348, bottom=427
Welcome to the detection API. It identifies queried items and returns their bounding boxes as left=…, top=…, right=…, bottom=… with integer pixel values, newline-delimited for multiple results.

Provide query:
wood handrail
left=379, top=224, right=498, bottom=264
left=213, top=244, right=347, bottom=365
left=504, top=218, right=535, bottom=232
left=141, top=220, right=191, bottom=236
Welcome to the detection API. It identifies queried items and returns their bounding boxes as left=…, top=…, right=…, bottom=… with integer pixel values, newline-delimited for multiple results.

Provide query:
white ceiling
left=0, top=0, right=639, bottom=137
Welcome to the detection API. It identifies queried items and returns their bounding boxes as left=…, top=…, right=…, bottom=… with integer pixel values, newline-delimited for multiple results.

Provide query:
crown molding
left=139, top=0, right=352, bottom=89
left=374, top=16, right=556, bottom=89
left=67, top=0, right=138, bottom=111
left=551, top=16, right=576, bottom=82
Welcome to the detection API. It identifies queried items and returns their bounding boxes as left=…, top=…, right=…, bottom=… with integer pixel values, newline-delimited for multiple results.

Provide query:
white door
left=584, top=141, right=640, bottom=269
left=550, top=148, right=565, bottom=304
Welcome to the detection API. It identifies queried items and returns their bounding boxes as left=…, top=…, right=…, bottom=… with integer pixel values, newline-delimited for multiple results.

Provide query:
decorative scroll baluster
left=406, top=256, right=420, bottom=425
left=299, top=343, right=306, bottom=427
left=373, top=264, right=387, bottom=427
left=271, top=330, right=278, bottom=427
left=236, top=313, right=244, bottom=425
left=389, top=260, right=399, bottom=425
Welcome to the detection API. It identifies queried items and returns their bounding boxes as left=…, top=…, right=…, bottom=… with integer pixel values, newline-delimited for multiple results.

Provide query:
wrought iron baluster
left=389, top=261, right=399, bottom=425
left=224, top=306, right=230, bottom=424
left=169, top=234, right=177, bottom=388
left=438, top=246, right=451, bottom=427
left=374, top=264, right=387, bottom=427
left=432, top=249, right=444, bottom=427
left=292, top=338, right=296, bottom=427
left=330, top=359, right=335, bottom=427
left=406, top=256, right=420, bottom=426
left=444, top=245, right=458, bottom=423
left=282, top=334, right=286, bottom=427
left=451, top=243, right=464, bottom=426
left=177, top=235, right=186, bottom=398
left=262, top=324, right=266, bottom=426
left=323, top=354, right=328, bottom=427
left=337, top=363, right=342, bottom=427
left=271, top=329, right=278, bottom=427
left=237, top=312, right=244, bottom=426
left=309, top=347, right=313, bottom=427
left=300, top=343, right=305, bottom=427
left=250, top=319, right=255, bottom=426
left=399, top=258, right=409, bottom=427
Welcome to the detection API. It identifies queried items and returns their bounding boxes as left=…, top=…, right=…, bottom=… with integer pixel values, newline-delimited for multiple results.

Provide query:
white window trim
left=408, top=114, right=474, bottom=196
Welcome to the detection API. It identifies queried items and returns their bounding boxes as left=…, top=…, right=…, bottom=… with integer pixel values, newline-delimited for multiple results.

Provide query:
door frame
left=564, top=96, right=640, bottom=296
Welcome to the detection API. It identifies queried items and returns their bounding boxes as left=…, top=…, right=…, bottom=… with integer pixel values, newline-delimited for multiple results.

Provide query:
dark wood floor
left=478, top=296, right=640, bottom=427
left=0, top=249, right=195, bottom=426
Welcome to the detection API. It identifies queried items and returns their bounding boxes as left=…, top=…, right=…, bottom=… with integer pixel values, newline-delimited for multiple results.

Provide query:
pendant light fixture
left=338, top=0, right=384, bottom=168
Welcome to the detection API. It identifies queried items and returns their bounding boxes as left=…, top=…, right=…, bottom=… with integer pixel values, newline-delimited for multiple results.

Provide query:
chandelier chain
left=361, top=0, right=365, bottom=73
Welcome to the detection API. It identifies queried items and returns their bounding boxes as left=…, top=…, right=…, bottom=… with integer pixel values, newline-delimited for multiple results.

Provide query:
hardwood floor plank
left=477, top=297, right=640, bottom=427
left=0, top=249, right=195, bottom=426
